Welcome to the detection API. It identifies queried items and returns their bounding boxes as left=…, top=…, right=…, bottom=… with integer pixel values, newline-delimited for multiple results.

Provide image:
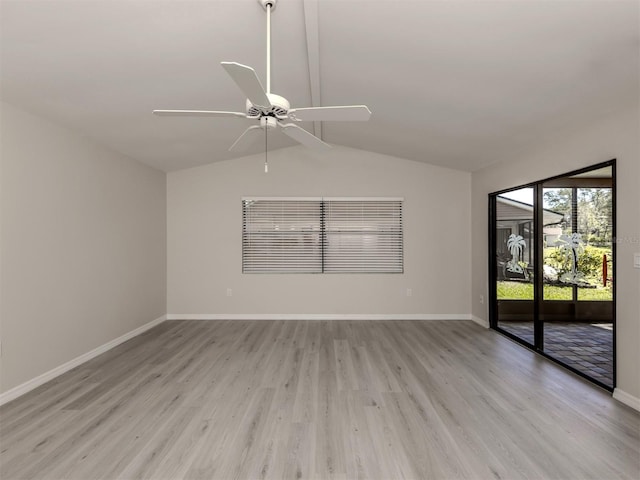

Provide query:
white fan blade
left=229, top=125, right=263, bottom=152
left=153, top=110, right=246, bottom=118
left=279, top=123, right=331, bottom=151
left=221, top=62, right=272, bottom=109
left=288, top=105, right=371, bottom=122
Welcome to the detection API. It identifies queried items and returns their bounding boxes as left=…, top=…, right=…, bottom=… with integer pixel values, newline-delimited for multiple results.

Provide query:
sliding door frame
left=488, top=159, right=616, bottom=391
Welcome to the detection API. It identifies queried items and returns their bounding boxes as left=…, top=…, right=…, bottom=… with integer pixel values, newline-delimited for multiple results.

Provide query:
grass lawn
left=497, top=281, right=613, bottom=301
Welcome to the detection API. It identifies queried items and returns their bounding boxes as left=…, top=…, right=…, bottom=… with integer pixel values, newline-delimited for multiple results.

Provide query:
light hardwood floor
left=1, top=320, right=638, bottom=479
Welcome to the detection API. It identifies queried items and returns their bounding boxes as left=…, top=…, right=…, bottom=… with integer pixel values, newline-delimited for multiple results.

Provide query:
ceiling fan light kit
left=153, top=0, right=371, bottom=167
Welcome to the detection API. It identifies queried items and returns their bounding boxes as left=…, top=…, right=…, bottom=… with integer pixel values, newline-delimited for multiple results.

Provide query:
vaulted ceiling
left=1, top=0, right=638, bottom=172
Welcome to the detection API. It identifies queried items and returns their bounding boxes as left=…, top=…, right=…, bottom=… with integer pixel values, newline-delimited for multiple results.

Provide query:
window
left=242, top=197, right=403, bottom=273
left=242, top=198, right=323, bottom=273
left=323, top=199, right=403, bottom=273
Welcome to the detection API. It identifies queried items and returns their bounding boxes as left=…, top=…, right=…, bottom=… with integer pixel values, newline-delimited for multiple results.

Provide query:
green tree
left=543, top=188, right=571, bottom=232
left=543, top=187, right=612, bottom=245
left=577, top=188, right=612, bottom=245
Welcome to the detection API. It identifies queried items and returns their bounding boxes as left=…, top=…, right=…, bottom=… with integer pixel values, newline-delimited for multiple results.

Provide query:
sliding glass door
left=490, top=161, right=615, bottom=390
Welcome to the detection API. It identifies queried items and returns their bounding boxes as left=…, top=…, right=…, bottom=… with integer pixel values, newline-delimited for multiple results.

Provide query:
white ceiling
left=1, top=0, right=638, bottom=172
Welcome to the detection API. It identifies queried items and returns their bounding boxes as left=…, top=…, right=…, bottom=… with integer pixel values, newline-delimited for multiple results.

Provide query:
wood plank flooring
left=1, top=320, right=638, bottom=479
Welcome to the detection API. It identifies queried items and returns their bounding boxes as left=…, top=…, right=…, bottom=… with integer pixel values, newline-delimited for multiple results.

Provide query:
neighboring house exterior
left=496, top=196, right=564, bottom=278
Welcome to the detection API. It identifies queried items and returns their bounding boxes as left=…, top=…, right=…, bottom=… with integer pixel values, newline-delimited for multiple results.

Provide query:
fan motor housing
left=246, top=93, right=289, bottom=118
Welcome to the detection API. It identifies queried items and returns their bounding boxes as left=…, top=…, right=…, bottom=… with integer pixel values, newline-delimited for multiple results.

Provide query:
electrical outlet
left=226, top=288, right=233, bottom=297
left=406, top=288, right=412, bottom=297
left=479, top=295, right=484, bottom=304
left=634, top=253, right=640, bottom=269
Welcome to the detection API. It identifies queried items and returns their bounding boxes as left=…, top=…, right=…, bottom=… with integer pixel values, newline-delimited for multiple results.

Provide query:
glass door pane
left=495, top=187, right=535, bottom=346
left=541, top=169, right=614, bottom=388
left=542, top=188, right=573, bottom=301
left=576, top=187, right=613, bottom=302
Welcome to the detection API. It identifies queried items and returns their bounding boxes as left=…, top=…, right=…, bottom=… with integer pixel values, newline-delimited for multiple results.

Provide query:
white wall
left=471, top=106, right=640, bottom=400
left=0, top=103, right=167, bottom=394
left=168, top=145, right=471, bottom=317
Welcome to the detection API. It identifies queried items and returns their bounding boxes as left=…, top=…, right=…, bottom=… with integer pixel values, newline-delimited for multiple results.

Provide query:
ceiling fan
left=153, top=0, right=371, bottom=158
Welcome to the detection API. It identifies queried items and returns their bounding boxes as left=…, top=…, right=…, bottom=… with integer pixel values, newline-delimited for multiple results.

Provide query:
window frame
left=242, top=197, right=404, bottom=274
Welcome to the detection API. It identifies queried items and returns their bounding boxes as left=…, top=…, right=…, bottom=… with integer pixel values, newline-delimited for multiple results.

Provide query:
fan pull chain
left=264, top=125, right=269, bottom=173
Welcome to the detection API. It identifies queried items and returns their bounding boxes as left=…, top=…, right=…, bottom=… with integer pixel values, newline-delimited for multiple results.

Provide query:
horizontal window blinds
left=242, top=199, right=322, bottom=273
left=324, top=200, right=403, bottom=273
left=242, top=198, right=403, bottom=274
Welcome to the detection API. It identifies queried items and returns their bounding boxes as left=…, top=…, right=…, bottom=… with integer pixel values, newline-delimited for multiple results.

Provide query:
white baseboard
left=0, top=315, right=167, bottom=406
left=166, top=313, right=472, bottom=321
left=613, top=388, right=640, bottom=412
left=470, top=315, right=490, bottom=328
